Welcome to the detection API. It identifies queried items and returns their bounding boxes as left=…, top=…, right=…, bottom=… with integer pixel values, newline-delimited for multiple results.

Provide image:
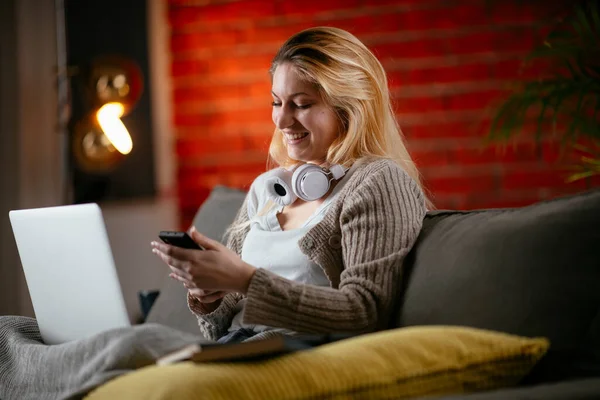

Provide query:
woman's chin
left=287, top=147, right=326, bottom=165
left=287, top=150, right=306, bottom=162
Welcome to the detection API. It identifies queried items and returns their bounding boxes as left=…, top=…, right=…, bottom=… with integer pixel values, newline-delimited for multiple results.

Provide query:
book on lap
left=156, top=333, right=354, bottom=365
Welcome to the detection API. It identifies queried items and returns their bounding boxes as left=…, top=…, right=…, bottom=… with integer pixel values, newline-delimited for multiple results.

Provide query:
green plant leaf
left=566, top=170, right=598, bottom=182
left=486, top=0, right=600, bottom=177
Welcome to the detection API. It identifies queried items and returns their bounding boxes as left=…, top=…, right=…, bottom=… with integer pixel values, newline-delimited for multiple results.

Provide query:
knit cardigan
left=187, top=158, right=427, bottom=341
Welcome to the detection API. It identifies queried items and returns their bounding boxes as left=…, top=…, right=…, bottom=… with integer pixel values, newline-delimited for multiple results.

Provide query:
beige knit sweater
left=187, top=158, right=427, bottom=341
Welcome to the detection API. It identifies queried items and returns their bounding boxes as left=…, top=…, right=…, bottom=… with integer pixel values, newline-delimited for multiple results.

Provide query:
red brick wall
left=167, top=0, right=597, bottom=227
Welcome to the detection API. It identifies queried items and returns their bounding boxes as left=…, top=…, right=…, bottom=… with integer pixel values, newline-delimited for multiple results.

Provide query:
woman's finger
left=198, top=291, right=227, bottom=303
left=169, top=273, right=191, bottom=285
left=151, top=242, right=197, bottom=267
left=168, top=264, right=192, bottom=281
left=189, top=227, right=223, bottom=251
left=152, top=247, right=191, bottom=273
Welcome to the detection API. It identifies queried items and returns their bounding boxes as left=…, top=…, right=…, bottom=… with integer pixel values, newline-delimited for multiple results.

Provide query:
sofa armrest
left=437, top=378, right=600, bottom=400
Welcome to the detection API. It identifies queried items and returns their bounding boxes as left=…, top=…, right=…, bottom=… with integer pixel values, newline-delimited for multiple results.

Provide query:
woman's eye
left=270, top=102, right=311, bottom=109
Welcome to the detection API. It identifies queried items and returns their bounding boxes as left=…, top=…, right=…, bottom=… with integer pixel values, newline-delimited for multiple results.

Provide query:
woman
left=151, top=27, right=427, bottom=343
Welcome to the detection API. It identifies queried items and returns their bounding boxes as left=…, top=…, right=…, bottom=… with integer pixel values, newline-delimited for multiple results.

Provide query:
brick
left=172, top=40, right=281, bottom=62
left=241, top=23, right=317, bottom=44
left=173, top=86, right=271, bottom=108
left=357, top=0, right=437, bottom=6
left=388, top=63, right=494, bottom=87
left=176, top=137, right=244, bottom=158
left=171, top=30, right=241, bottom=53
left=541, top=141, right=571, bottom=164
left=169, top=1, right=278, bottom=27
left=426, top=192, right=461, bottom=210
left=483, top=1, right=558, bottom=25
left=501, top=168, right=584, bottom=191
left=410, top=147, right=451, bottom=168
left=178, top=173, right=255, bottom=211
left=491, top=58, right=549, bottom=81
left=172, top=71, right=270, bottom=90
left=177, top=149, right=268, bottom=167
left=175, top=96, right=272, bottom=119
left=277, top=0, right=361, bottom=17
left=178, top=163, right=267, bottom=182
left=586, top=175, right=600, bottom=188
left=370, top=28, right=536, bottom=60
left=175, top=135, right=272, bottom=159
left=176, top=87, right=271, bottom=108
left=403, top=121, right=487, bottom=139
left=179, top=192, right=212, bottom=220
left=173, top=85, right=244, bottom=103
left=175, top=123, right=275, bottom=139
left=394, top=90, right=506, bottom=114
left=425, top=173, right=497, bottom=195
left=447, top=29, right=536, bottom=56
left=172, top=54, right=273, bottom=78
left=458, top=190, right=542, bottom=210
left=324, top=3, right=539, bottom=34
left=450, top=142, right=540, bottom=165
left=396, top=109, right=485, bottom=127
left=174, top=107, right=272, bottom=127
left=410, top=140, right=543, bottom=168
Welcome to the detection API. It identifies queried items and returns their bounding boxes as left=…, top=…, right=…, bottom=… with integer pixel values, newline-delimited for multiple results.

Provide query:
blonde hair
left=267, top=26, right=425, bottom=193
left=224, top=27, right=429, bottom=242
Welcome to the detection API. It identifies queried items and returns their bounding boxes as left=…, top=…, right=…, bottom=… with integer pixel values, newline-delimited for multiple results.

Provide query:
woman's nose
left=273, top=106, right=294, bottom=130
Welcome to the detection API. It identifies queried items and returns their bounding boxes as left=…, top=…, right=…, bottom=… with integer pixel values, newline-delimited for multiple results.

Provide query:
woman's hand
left=185, top=287, right=227, bottom=314
left=151, top=227, right=257, bottom=294
left=186, top=287, right=227, bottom=303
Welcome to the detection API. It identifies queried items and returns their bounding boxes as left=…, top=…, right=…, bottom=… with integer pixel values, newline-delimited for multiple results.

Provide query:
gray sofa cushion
left=397, top=189, right=600, bottom=383
left=145, top=186, right=246, bottom=335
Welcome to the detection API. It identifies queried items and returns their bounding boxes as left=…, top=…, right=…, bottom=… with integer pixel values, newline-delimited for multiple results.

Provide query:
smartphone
left=158, top=231, right=204, bottom=250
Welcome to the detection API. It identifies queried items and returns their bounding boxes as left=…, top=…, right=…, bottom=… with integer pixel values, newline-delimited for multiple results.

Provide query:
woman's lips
left=285, top=132, right=309, bottom=145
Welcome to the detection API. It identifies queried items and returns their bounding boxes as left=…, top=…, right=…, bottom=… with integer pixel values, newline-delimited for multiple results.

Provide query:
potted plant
left=487, top=1, right=600, bottom=182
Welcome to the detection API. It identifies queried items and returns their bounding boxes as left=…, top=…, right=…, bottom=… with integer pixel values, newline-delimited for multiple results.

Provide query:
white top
left=228, top=166, right=353, bottom=333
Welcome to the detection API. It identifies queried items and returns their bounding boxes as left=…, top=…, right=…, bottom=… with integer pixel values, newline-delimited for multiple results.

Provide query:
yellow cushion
left=85, top=326, right=549, bottom=400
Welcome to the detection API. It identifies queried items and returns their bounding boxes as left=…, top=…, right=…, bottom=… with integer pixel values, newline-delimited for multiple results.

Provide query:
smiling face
left=271, top=63, right=341, bottom=165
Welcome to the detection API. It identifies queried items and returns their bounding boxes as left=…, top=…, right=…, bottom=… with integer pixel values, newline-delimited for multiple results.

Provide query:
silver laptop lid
left=9, top=203, right=130, bottom=344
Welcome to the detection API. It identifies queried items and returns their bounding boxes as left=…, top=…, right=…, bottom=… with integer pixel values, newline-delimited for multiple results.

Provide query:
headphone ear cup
left=292, top=164, right=330, bottom=201
left=264, top=168, right=297, bottom=206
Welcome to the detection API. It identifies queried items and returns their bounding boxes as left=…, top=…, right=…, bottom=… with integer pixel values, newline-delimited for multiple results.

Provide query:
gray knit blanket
left=0, top=316, right=204, bottom=400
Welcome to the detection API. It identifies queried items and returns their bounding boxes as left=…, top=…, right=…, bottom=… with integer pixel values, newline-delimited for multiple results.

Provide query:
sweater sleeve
left=186, top=188, right=253, bottom=341
left=187, top=291, right=243, bottom=341
left=242, top=161, right=426, bottom=333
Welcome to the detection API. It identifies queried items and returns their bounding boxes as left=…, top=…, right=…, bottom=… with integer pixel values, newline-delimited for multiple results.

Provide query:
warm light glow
left=96, top=102, right=133, bottom=155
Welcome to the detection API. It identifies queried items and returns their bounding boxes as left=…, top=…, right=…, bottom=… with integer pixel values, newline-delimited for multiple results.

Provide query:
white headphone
left=265, top=163, right=347, bottom=206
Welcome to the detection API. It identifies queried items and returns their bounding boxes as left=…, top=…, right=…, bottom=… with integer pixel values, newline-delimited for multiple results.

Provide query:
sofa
left=92, top=185, right=600, bottom=399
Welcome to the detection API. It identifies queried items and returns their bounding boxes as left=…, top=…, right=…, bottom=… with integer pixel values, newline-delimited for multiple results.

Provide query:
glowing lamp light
left=96, top=102, right=133, bottom=155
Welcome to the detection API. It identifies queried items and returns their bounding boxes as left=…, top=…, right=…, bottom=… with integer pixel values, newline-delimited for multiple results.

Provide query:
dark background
left=65, top=0, right=156, bottom=203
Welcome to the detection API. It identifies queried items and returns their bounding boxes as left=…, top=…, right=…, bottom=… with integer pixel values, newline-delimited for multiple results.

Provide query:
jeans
left=217, top=328, right=258, bottom=344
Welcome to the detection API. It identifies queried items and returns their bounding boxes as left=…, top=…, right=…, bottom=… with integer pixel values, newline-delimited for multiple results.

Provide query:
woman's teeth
left=287, top=132, right=309, bottom=140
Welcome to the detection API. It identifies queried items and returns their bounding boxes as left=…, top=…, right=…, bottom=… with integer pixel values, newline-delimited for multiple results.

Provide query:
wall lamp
left=71, top=55, right=143, bottom=174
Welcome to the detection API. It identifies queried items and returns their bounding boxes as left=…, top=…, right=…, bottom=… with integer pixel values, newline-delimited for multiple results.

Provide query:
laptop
left=9, top=203, right=131, bottom=344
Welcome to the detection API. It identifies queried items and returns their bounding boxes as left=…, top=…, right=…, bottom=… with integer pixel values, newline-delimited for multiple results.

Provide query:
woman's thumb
left=189, top=226, right=220, bottom=250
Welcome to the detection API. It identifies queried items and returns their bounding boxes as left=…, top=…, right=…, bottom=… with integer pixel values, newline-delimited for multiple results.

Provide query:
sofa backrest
left=397, top=189, right=600, bottom=383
